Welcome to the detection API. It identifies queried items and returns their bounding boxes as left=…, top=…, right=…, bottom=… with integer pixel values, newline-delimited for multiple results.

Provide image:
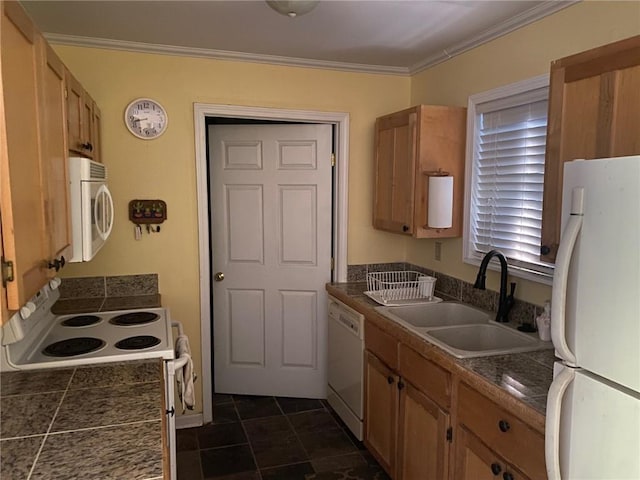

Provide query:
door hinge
left=330, top=257, right=335, bottom=271
left=2, top=257, right=14, bottom=286
left=446, top=427, right=453, bottom=443
left=331, top=153, right=336, bottom=167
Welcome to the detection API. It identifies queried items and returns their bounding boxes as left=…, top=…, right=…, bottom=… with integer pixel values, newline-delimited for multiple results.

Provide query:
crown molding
left=409, top=0, right=580, bottom=74
left=45, top=0, right=579, bottom=77
left=43, top=33, right=410, bottom=76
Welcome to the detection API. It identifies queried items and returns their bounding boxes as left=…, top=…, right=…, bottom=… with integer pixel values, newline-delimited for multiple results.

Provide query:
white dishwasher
left=327, top=295, right=365, bottom=440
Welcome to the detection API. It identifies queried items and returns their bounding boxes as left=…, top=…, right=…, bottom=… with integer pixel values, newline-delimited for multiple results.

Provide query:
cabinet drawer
left=364, top=320, right=398, bottom=370
left=398, top=344, right=450, bottom=410
left=458, top=383, right=546, bottom=480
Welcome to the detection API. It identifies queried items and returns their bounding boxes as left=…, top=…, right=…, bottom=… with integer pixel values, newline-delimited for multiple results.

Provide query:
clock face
left=124, top=98, right=168, bottom=139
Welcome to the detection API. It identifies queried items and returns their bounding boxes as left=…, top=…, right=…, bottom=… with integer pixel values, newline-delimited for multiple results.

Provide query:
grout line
left=232, top=395, right=263, bottom=480
left=26, top=367, right=76, bottom=480
left=45, top=419, right=161, bottom=436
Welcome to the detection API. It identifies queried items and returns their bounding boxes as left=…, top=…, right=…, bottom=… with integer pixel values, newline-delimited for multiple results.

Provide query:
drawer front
left=458, top=383, right=546, bottom=480
left=364, top=320, right=398, bottom=370
left=398, top=344, right=451, bottom=410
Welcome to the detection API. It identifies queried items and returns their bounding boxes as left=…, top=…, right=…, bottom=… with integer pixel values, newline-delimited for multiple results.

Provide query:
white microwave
left=68, top=157, right=114, bottom=262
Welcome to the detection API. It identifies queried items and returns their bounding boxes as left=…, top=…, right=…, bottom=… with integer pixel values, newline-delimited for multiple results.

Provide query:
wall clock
left=124, top=98, right=168, bottom=139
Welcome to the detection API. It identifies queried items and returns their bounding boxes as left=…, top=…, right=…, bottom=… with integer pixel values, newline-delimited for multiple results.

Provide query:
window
left=463, top=74, right=554, bottom=284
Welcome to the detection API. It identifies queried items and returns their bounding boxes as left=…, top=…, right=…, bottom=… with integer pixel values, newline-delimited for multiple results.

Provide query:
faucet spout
left=474, top=249, right=513, bottom=322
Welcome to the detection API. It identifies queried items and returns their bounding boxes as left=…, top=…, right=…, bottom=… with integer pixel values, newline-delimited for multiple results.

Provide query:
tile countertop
left=0, top=361, right=165, bottom=480
left=327, top=282, right=555, bottom=432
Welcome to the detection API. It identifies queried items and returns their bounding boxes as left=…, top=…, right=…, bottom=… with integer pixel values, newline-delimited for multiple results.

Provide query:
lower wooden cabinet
left=454, top=427, right=530, bottom=480
left=361, top=317, right=546, bottom=480
left=364, top=320, right=452, bottom=480
left=364, top=351, right=398, bottom=475
left=397, top=381, right=450, bottom=480
left=456, top=383, right=546, bottom=480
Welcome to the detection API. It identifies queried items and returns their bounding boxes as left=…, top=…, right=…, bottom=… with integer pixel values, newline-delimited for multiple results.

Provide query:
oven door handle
left=171, top=320, right=190, bottom=370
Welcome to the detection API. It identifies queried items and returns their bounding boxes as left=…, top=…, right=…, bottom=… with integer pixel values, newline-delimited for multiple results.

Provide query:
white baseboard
left=176, top=413, right=203, bottom=429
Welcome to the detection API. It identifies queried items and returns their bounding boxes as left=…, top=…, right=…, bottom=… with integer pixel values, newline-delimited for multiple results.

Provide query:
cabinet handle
left=402, top=225, right=409, bottom=232
left=397, top=380, right=405, bottom=390
left=490, top=463, right=502, bottom=475
left=387, top=376, right=394, bottom=385
left=503, top=473, right=514, bottom=480
left=498, top=420, right=510, bottom=432
left=80, top=142, right=94, bottom=151
left=540, top=245, right=551, bottom=255
left=47, top=256, right=66, bottom=272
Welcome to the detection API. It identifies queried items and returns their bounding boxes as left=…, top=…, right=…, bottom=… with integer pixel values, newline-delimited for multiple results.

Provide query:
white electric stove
left=0, top=279, right=185, bottom=480
left=0, top=280, right=173, bottom=371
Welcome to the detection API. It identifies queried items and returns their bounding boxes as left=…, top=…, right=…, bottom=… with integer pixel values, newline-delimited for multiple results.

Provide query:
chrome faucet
left=473, top=250, right=516, bottom=323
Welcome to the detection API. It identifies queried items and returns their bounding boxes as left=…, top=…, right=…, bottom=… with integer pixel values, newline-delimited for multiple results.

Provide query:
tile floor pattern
left=176, top=394, right=390, bottom=480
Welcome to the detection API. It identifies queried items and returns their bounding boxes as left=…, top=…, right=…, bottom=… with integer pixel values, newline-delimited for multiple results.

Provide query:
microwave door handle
left=94, top=185, right=113, bottom=240
left=103, top=186, right=114, bottom=238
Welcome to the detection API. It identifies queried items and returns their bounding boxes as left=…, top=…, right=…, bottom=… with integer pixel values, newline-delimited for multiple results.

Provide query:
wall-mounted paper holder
left=423, top=169, right=453, bottom=230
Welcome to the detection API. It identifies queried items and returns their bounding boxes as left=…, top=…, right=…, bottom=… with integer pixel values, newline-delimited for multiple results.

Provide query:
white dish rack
left=364, top=271, right=442, bottom=306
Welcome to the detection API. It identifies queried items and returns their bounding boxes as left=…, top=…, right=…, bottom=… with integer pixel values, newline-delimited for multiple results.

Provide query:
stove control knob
left=49, top=277, right=62, bottom=290
left=20, top=301, right=37, bottom=320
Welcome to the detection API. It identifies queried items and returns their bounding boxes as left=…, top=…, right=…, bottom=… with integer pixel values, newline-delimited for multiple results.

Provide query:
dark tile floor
left=176, top=394, right=390, bottom=480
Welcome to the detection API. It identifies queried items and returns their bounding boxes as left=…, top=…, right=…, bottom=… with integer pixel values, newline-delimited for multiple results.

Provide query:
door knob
left=214, top=272, right=225, bottom=282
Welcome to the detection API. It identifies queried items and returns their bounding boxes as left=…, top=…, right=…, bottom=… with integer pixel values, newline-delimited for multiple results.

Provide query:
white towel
left=175, top=334, right=196, bottom=412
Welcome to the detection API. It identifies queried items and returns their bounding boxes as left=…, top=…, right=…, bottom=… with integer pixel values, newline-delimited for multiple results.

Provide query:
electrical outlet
left=435, top=241, right=442, bottom=261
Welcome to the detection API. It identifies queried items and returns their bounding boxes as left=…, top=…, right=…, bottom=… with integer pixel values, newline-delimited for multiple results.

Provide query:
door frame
left=194, top=103, right=350, bottom=423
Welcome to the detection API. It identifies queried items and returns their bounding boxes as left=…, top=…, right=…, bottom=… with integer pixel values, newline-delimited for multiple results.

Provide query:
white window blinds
left=465, top=75, right=554, bottom=281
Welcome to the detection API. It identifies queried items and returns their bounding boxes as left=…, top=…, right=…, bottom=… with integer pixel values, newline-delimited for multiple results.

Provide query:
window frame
left=463, top=73, right=553, bottom=285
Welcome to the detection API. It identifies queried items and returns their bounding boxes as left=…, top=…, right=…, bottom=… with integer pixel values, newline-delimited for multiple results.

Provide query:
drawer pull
left=387, top=376, right=394, bottom=385
left=503, top=472, right=514, bottom=480
left=491, top=463, right=502, bottom=475
left=498, top=419, right=510, bottom=432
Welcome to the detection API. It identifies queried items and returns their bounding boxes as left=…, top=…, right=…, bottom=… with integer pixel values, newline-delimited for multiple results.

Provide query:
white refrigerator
left=545, top=156, right=640, bottom=479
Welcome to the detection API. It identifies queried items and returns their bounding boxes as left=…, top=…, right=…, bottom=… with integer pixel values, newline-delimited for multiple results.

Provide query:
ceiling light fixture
left=266, top=0, right=319, bottom=18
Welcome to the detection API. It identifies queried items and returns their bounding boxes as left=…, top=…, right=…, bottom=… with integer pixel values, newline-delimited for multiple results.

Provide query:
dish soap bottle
left=536, top=300, right=551, bottom=341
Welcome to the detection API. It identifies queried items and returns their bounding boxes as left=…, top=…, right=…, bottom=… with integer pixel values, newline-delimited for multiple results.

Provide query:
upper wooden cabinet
left=1, top=1, right=76, bottom=319
left=1, top=0, right=50, bottom=312
left=65, top=69, right=101, bottom=161
left=373, top=105, right=466, bottom=238
left=541, top=35, right=640, bottom=262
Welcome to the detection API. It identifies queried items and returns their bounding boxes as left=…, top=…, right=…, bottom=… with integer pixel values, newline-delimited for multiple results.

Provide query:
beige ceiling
left=22, top=0, right=577, bottom=75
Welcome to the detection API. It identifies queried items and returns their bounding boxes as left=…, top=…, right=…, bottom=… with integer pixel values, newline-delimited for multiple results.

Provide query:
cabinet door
left=541, top=35, right=640, bottom=262
left=454, top=427, right=531, bottom=480
left=397, top=381, right=450, bottom=480
left=364, top=351, right=398, bottom=476
left=38, top=40, right=72, bottom=264
left=0, top=1, right=49, bottom=310
left=373, top=108, right=417, bottom=234
left=65, top=69, right=85, bottom=154
left=91, top=101, right=102, bottom=163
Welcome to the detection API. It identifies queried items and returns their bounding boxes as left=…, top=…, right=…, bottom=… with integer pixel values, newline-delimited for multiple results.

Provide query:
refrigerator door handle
left=545, top=366, right=575, bottom=480
left=551, top=187, right=584, bottom=365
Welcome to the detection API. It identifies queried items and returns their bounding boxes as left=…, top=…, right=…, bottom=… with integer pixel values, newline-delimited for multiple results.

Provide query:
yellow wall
left=407, top=0, right=640, bottom=306
left=55, top=47, right=410, bottom=415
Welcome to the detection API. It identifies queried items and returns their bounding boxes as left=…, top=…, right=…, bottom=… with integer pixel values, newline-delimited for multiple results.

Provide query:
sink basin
left=376, top=302, right=491, bottom=328
left=376, top=301, right=552, bottom=358
left=425, top=324, right=539, bottom=358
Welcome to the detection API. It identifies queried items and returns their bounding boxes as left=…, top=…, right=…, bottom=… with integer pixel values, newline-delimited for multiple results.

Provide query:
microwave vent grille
left=90, top=162, right=107, bottom=180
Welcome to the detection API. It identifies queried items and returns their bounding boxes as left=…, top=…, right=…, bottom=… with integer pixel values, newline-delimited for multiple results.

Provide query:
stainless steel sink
left=375, top=301, right=552, bottom=358
left=375, top=301, right=491, bottom=328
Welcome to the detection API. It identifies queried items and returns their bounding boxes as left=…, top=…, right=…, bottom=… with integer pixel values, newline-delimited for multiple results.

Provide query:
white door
left=210, top=123, right=332, bottom=398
